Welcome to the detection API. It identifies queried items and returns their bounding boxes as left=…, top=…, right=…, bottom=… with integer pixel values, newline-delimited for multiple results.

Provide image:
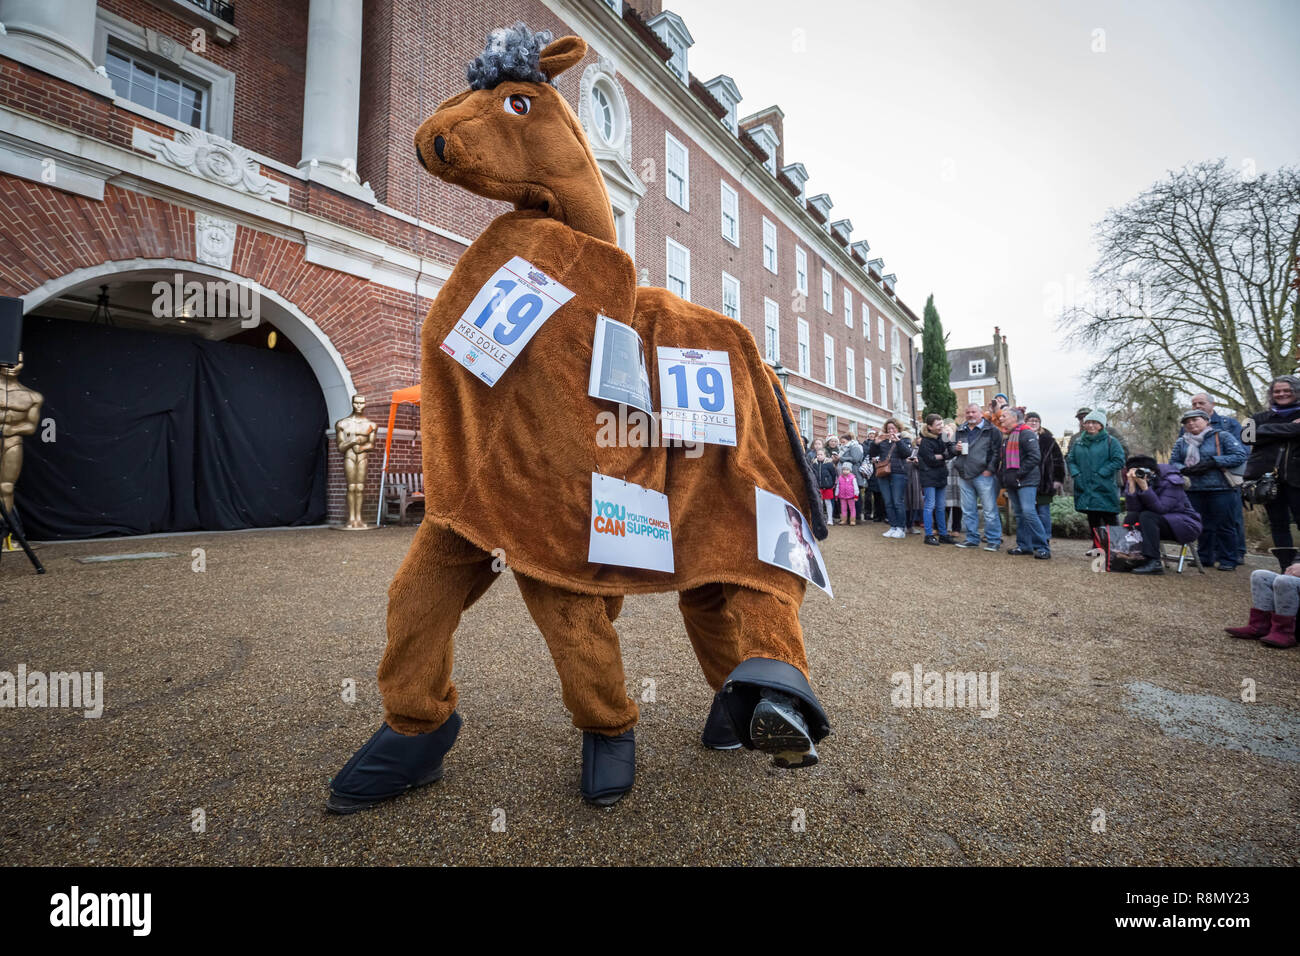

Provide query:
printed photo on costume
left=587, top=313, right=654, bottom=415
left=754, top=486, right=831, bottom=596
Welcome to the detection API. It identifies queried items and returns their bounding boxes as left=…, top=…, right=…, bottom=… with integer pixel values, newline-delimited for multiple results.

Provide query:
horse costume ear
left=539, top=35, right=586, bottom=80
left=436, top=89, right=473, bottom=111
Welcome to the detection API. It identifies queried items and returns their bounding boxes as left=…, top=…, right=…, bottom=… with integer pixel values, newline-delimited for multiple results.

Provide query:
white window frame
left=94, top=9, right=235, bottom=139
left=823, top=333, right=835, bottom=387
left=893, top=372, right=904, bottom=412
left=821, top=267, right=833, bottom=313
left=666, top=236, right=691, bottom=300
left=720, top=180, right=739, bottom=246
left=877, top=316, right=885, bottom=344
left=827, top=414, right=838, bottom=438
left=969, top=359, right=986, bottom=376
left=843, top=288, right=853, bottom=327
left=845, top=346, right=856, bottom=396
left=799, top=406, right=812, bottom=439
left=763, top=297, right=780, bottom=365
left=969, top=388, right=985, bottom=407
left=762, top=218, right=778, bottom=274
left=797, top=318, right=810, bottom=376
left=665, top=131, right=689, bottom=211
left=864, top=359, right=873, bottom=403
left=880, top=376, right=888, bottom=408
left=721, top=271, right=740, bottom=320
left=891, top=326, right=901, bottom=362
left=795, top=245, right=808, bottom=296
left=862, top=303, right=870, bottom=338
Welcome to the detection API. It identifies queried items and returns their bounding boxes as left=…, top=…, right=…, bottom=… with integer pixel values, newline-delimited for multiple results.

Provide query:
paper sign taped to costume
left=588, top=313, right=654, bottom=415
left=755, top=486, right=831, bottom=596
left=588, top=473, right=674, bottom=573
left=656, top=346, right=736, bottom=446
left=440, top=256, right=574, bottom=386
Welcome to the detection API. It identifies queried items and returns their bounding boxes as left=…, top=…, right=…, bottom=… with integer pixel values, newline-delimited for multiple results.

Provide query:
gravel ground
left=1, top=521, right=1297, bottom=866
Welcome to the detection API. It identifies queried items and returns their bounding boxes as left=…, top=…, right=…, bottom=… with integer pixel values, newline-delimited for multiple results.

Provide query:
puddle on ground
left=1122, top=681, right=1300, bottom=763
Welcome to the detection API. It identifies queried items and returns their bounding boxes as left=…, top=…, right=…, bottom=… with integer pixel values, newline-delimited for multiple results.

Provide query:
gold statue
left=335, top=394, right=377, bottom=530
left=1, top=353, right=43, bottom=549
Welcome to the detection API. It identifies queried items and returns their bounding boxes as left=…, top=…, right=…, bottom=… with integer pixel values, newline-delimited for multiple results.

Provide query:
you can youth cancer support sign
left=588, top=473, right=674, bottom=573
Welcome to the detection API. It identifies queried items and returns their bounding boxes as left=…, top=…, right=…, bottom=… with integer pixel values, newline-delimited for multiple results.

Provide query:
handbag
left=873, top=442, right=893, bottom=478
left=1242, top=445, right=1282, bottom=508
left=1095, top=524, right=1146, bottom=572
left=1213, top=433, right=1245, bottom=488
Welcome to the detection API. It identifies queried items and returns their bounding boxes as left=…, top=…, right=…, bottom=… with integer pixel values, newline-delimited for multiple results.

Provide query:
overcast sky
left=673, top=0, right=1300, bottom=435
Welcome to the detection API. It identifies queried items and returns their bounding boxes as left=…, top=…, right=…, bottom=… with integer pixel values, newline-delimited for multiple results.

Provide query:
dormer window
left=748, top=123, right=779, bottom=176
left=704, top=75, right=742, bottom=136
left=969, top=359, right=986, bottom=376
left=648, top=11, right=694, bottom=83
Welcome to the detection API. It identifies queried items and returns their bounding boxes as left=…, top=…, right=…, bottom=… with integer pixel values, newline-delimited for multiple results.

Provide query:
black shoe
left=581, top=729, right=635, bottom=806
left=750, top=689, right=818, bottom=769
left=326, top=713, right=462, bottom=814
left=1132, top=558, right=1164, bottom=575
left=1034, top=550, right=1051, bottom=560
left=1217, top=562, right=1238, bottom=572
left=938, top=534, right=957, bottom=544
left=924, top=534, right=940, bottom=545
left=701, top=691, right=741, bottom=750
left=955, top=541, right=980, bottom=549
left=1007, top=548, right=1031, bottom=556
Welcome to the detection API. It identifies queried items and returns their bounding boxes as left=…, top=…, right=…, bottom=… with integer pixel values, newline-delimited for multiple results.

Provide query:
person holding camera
left=1171, top=408, right=1247, bottom=571
left=1121, top=455, right=1202, bottom=576
left=869, top=419, right=912, bottom=538
left=1243, top=375, right=1300, bottom=565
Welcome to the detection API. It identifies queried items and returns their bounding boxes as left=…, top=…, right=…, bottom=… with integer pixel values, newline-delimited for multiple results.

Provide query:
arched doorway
left=15, top=261, right=357, bottom=539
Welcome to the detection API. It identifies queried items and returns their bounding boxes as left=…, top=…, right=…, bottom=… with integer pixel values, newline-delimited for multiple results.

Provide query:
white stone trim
left=132, top=126, right=289, bottom=202
left=141, top=0, right=237, bottom=45
left=21, top=257, right=357, bottom=421
left=0, top=105, right=450, bottom=304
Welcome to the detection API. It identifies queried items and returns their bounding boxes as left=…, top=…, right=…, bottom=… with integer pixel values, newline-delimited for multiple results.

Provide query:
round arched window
left=590, top=85, right=614, bottom=144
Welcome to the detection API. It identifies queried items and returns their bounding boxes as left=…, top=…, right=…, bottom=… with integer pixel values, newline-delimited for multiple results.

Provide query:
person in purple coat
left=1123, top=455, right=1203, bottom=575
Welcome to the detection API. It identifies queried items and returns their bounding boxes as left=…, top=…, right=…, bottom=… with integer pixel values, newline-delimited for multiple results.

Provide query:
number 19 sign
left=441, top=256, right=574, bottom=386
left=656, top=346, right=736, bottom=446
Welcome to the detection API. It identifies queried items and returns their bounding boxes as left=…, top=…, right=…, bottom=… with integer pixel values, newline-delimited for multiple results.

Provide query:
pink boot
left=1225, top=607, right=1270, bottom=639
left=1260, top=613, right=1298, bottom=649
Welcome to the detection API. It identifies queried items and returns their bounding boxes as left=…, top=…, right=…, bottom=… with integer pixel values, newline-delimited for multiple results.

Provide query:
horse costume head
left=414, top=23, right=616, bottom=245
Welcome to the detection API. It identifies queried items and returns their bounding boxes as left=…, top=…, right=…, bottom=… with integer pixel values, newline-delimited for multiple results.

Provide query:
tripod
left=0, top=499, right=44, bottom=573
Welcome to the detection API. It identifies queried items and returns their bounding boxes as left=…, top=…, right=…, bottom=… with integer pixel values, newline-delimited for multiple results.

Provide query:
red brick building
left=0, top=0, right=920, bottom=536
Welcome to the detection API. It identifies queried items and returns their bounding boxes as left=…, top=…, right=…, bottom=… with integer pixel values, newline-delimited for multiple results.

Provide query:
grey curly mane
left=467, top=22, right=555, bottom=90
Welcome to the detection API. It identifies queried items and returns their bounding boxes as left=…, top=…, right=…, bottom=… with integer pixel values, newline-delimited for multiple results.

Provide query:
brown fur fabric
left=379, top=32, right=817, bottom=736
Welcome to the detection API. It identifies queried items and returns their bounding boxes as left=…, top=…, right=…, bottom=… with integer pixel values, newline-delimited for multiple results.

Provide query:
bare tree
left=1061, top=159, right=1300, bottom=417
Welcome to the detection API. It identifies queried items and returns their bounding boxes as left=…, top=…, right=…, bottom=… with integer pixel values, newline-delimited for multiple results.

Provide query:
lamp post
left=772, top=361, right=790, bottom=391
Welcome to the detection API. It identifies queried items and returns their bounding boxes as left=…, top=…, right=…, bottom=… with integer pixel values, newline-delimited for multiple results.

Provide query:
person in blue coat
left=1171, top=408, right=1247, bottom=570
left=1180, top=393, right=1245, bottom=564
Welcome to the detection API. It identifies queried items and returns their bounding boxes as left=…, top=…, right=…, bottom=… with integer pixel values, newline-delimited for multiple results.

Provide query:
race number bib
left=440, top=257, right=574, bottom=386
left=656, top=347, right=736, bottom=446
left=588, top=473, right=674, bottom=573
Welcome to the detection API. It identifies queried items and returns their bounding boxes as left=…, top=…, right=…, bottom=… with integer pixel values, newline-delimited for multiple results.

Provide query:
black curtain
left=15, top=316, right=327, bottom=539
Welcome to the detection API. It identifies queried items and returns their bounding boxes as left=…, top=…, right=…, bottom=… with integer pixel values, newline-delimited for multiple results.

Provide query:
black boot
left=720, top=658, right=830, bottom=770
left=1132, top=557, right=1164, bottom=575
left=326, top=712, right=462, bottom=814
left=1271, top=547, right=1298, bottom=573
left=751, top=689, right=818, bottom=768
left=701, top=690, right=741, bottom=750
left=581, top=729, right=635, bottom=806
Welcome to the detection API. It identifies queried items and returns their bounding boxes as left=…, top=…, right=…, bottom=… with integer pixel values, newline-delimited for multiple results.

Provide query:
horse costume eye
left=505, top=94, right=530, bottom=115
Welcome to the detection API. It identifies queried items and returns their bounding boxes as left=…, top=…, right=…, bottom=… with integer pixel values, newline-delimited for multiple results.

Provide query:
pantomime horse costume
left=328, top=24, right=831, bottom=812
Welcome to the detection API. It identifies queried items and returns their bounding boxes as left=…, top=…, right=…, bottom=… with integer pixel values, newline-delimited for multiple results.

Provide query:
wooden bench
left=383, top=473, right=425, bottom=525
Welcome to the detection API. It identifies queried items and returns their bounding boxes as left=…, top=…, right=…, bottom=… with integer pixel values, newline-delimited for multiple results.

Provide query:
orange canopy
left=382, top=384, right=421, bottom=466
